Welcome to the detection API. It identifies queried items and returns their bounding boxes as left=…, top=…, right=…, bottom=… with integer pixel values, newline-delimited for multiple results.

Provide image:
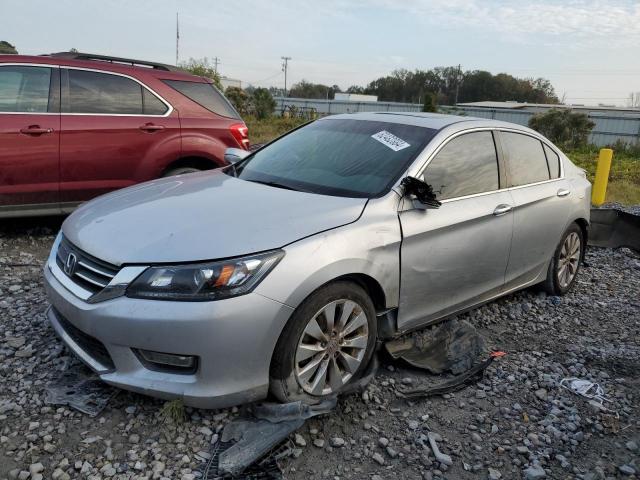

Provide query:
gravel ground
left=1, top=216, right=639, bottom=480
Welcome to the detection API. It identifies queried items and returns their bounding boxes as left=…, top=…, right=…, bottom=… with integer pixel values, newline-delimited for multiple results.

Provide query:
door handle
left=20, top=126, right=53, bottom=135
left=139, top=123, right=165, bottom=132
left=557, top=189, right=571, bottom=197
left=493, top=204, right=512, bottom=216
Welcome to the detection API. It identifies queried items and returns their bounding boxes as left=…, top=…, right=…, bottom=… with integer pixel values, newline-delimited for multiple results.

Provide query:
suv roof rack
left=46, top=52, right=182, bottom=72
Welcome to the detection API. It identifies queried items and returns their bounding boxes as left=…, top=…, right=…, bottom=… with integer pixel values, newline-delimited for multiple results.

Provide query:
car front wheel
left=543, top=223, right=584, bottom=295
left=269, top=282, right=377, bottom=403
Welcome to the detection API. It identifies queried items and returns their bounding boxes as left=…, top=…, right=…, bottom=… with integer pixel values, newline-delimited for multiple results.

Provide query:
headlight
left=126, top=250, right=284, bottom=301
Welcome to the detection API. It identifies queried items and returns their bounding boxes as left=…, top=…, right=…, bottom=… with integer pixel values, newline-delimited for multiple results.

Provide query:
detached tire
left=162, top=167, right=201, bottom=177
left=269, top=282, right=377, bottom=404
left=542, top=223, right=584, bottom=296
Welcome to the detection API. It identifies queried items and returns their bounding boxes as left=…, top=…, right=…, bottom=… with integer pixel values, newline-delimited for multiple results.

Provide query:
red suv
left=0, top=52, right=249, bottom=218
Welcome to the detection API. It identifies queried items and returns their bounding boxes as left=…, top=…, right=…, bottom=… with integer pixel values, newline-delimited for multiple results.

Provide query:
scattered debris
left=44, top=365, right=117, bottom=417
left=559, top=377, right=618, bottom=416
left=426, top=431, right=452, bottom=466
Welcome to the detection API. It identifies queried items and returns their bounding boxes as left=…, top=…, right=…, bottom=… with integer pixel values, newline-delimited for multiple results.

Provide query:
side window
left=142, top=88, right=168, bottom=115
left=423, top=131, right=500, bottom=200
left=501, top=132, right=550, bottom=186
left=65, top=69, right=143, bottom=114
left=543, top=144, right=561, bottom=179
left=0, top=66, right=51, bottom=113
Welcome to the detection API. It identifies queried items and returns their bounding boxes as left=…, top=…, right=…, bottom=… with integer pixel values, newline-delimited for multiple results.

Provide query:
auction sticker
left=371, top=130, right=411, bottom=152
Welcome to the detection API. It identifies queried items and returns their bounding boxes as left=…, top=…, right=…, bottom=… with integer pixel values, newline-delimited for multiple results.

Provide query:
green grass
left=159, top=399, right=186, bottom=424
left=566, top=147, right=640, bottom=205
left=245, top=116, right=640, bottom=205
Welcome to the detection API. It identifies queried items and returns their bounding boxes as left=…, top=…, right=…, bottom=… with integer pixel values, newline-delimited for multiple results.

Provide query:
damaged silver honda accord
left=44, top=112, right=591, bottom=408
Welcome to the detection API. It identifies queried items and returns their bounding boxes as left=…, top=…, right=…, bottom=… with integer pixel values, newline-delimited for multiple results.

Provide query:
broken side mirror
left=401, top=176, right=442, bottom=210
left=224, top=148, right=250, bottom=164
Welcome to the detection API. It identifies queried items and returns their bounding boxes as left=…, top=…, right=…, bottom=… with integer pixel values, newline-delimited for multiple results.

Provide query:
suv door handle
left=20, top=126, right=53, bottom=135
left=139, top=123, right=165, bottom=132
left=493, top=204, right=513, bottom=216
left=557, top=188, right=571, bottom=197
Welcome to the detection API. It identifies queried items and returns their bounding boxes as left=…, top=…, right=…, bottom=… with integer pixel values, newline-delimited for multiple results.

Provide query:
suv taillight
left=230, top=123, right=250, bottom=150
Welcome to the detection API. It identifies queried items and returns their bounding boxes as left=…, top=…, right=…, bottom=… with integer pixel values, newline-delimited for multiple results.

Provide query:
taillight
left=230, top=123, right=250, bottom=150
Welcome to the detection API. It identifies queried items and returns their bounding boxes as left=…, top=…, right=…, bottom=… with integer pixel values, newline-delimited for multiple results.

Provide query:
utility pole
left=212, top=57, right=220, bottom=74
left=175, top=12, right=179, bottom=66
left=454, top=64, right=461, bottom=105
left=281, top=56, right=291, bottom=97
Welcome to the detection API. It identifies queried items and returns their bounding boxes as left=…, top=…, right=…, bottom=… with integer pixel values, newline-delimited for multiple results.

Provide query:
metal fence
left=274, top=97, right=640, bottom=147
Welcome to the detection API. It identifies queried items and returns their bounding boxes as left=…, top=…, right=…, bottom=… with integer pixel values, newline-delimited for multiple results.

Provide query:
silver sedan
left=44, top=113, right=591, bottom=408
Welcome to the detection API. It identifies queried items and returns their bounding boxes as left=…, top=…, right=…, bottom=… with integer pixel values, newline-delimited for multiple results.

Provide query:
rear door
left=397, top=130, right=514, bottom=331
left=59, top=68, right=180, bottom=206
left=0, top=64, right=60, bottom=212
left=498, top=130, right=572, bottom=289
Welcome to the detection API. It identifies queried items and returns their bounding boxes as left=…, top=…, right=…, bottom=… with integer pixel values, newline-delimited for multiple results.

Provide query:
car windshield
left=232, top=118, right=437, bottom=198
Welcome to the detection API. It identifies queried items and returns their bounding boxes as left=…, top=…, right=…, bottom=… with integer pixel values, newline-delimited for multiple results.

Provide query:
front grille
left=56, top=236, right=120, bottom=294
left=54, top=309, right=115, bottom=370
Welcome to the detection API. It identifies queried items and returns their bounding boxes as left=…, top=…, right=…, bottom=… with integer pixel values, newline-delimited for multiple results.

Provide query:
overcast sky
left=2, top=0, right=639, bottom=105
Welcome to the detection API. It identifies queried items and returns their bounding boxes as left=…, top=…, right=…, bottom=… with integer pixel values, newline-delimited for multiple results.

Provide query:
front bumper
left=43, top=264, right=294, bottom=409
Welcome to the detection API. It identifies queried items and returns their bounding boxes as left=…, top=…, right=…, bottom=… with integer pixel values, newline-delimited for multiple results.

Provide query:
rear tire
left=162, top=167, right=201, bottom=177
left=542, top=223, right=584, bottom=296
left=269, top=282, right=377, bottom=404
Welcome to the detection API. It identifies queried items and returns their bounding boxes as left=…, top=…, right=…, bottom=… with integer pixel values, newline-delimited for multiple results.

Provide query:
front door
left=0, top=65, right=60, bottom=212
left=59, top=68, right=179, bottom=205
left=398, top=130, right=513, bottom=332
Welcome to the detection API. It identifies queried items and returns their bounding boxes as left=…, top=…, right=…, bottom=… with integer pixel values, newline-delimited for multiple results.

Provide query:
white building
left=334, top=93, right=378, bottom=102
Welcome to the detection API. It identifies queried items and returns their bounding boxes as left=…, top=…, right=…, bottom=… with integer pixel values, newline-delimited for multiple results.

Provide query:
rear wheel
left=269, top=282, right=377, bottom=403
left=543, top=223, right=584, bottom=295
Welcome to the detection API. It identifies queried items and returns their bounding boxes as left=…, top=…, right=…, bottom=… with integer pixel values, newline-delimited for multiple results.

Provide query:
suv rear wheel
left=269, top=282, right=377, bottom=403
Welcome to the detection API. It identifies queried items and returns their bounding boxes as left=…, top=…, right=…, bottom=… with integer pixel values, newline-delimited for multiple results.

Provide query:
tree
left=252, top=88, right=276, bottom=119
left=180, top=57, right=223, bottom=90
left=422, top=92, right=437, bottom=112
left=225, top=86, right=249, bottom=116
left=0, top=41, right=18, bottom=54
left=289, top=80, right=341, bottom=99
left=528, top=109, right=595, bottom=149
left=69, top=47, right=79, bottom=53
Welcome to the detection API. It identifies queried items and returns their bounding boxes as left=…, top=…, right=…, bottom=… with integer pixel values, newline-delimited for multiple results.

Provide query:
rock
left=294, top=433, right=306, bottom=447
left=29, top=463, right=44, bottom=475
left=488, top=468, right=502, bottom=480
left=619, top=465, right=636, bottom=476
left=626, top=440, right=638, bottom=452
left=372, top=452, right=385, bottom=465
left=524, top=465, right=546, bottom=479
left=534, top=388, right=548, bottom=401
left=330, top=437, right=345, bottom=447
left=378, top=437, right=389, bottom=447
left=313, top=438, right=325, bottom=448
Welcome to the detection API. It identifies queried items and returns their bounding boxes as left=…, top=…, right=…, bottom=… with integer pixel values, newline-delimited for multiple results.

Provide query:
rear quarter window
left=501, top=132, right=550, bottom=186
left=543, top=144, right=561, bottom=179
left=163, top=79, right=240, bottom=119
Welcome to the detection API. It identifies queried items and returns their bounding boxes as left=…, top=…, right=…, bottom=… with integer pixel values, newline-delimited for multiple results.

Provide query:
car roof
left=0, top=54, right=201, bottom=81
left=325, top=111, right=538, bottom=134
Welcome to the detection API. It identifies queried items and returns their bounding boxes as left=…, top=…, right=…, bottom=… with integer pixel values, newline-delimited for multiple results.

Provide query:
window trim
left=61, top=66, right=173, bottom=117
left=0, top=63, right=59, bottom=115
left=411, top=126, right=565, bottom=204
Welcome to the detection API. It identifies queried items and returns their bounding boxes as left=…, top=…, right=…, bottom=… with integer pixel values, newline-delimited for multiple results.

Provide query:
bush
left=422, top=92, right=437, bottom=113
left=528, top=109, right=595, bottom=149
left=252, top=88, right=276, bottom=119
left=0, top=41, right=18, bottom=54
left=225, top=86, right=249, bottom=116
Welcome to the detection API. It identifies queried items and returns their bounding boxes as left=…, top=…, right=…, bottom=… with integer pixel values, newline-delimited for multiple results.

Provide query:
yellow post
left=591, top=148, right=613, bottom=206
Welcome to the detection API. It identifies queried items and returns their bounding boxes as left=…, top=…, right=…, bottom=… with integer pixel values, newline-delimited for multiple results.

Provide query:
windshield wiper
left=247, top=179, right=300, bottom=191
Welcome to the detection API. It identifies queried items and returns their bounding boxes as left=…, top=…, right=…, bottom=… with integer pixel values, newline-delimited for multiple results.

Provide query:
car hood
left=62, top=170, right=367, bottom=266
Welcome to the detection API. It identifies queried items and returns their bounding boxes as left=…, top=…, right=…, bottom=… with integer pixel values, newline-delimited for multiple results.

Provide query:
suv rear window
left=163, top=80, right=240, bottom=119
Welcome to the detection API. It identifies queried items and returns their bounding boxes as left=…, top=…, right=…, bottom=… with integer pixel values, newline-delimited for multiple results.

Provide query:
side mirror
left=401, top=176, right=441, bottom=209
left=224, top=148, right=250, bottom=164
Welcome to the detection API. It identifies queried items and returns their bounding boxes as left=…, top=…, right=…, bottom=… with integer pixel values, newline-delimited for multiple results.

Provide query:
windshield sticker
left=371, top=130, right=411, bottom=152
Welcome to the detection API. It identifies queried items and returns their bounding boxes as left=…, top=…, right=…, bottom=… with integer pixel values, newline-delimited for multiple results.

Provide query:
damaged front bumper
left=43, top=265, right=294, bottom=409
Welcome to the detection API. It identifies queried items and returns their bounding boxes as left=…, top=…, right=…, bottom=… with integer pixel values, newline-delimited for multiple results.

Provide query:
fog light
left=137, top=349, right=196, bottom=371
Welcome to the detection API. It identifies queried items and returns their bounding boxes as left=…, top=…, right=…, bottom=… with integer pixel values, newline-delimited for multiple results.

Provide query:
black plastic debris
left=45, top=365, right=117, bottom=416
left=200, top=399, right=337, bottom=479
left=589, top=208, right=640, bottom=252
left=385, top=319, right=487, bottom=374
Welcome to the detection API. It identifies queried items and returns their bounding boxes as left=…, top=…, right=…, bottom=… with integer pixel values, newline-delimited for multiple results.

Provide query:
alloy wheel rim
left=557, top=232, right=581, bottom=289
left=294, top=299, right=369, bottom=396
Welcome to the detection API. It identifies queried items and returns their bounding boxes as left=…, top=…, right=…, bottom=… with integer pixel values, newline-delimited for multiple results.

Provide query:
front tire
left=543, top=223, right=584, bottom=295
left=269, top=282, right=377, bottom=403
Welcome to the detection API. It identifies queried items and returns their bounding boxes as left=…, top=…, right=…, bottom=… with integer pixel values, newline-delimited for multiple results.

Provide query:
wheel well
left=574, top=218, right=589, bottom=259
left=162, top=156, right=219, bottom=175
left=334, top=273, right=387, bottom=311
